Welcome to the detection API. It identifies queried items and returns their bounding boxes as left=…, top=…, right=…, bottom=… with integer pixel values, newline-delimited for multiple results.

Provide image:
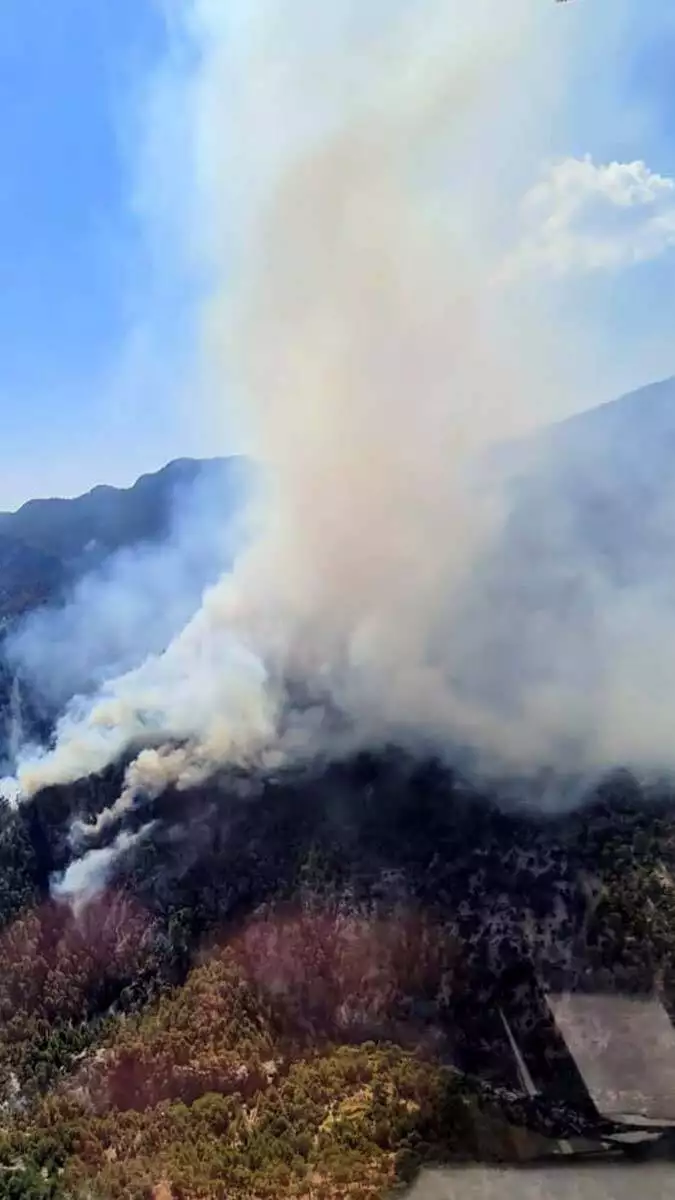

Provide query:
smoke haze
left=6, top=460, right=249, bottom=712
left=8, top=0, right=675, bottom=865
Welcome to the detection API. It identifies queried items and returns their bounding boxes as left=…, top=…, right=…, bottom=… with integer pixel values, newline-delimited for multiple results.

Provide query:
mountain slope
left=0, top=751, right=672, bottom=1197
left=516, top=374, right=675, bottom=578
left=0, top=456, right=245, bottom=623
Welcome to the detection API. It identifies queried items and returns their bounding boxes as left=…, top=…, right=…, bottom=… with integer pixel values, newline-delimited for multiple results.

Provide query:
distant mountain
left=0, top=377, right=672, bottom=722
left=550, top=373, right=675, bottom=463
left=425, top=376, right=675, bottom=743
left=528, top=375, right=675, bottom=580
left=0, top=456, right=246, bottom=623
left=1, top=375, right=673, bottom=628
left=476, top=373, right=675, bottom=596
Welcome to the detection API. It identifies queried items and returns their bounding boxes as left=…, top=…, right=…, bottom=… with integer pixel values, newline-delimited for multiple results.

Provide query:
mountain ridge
left=0, top=455, right=243, bottom=623
left=1, top=370, right=673, bottom=618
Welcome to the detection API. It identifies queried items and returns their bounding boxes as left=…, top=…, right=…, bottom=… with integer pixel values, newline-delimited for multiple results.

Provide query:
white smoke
left=6, top=459, right=249, bottom=712
left=51, top=826, right=154, bottom=910
left=9, top=0, right=675, bottom=858
left=11, top=0, right=554, bottom=802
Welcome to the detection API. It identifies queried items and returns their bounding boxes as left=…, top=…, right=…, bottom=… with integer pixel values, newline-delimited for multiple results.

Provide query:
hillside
left=0, top=457, right=244, bottom=624
left=515, top=374, right=675, bottom=585
left=0, top=381, right=675, bottom=1196
left=0, top=754, right=673, bottom=1197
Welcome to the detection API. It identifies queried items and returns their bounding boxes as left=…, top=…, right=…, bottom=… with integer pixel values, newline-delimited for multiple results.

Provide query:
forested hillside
left=0, top=753, right=672, bottom=1197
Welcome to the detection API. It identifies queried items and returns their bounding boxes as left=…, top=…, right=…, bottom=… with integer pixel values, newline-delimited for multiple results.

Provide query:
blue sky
left=1, top=0, right=675, bottom=508
left=0, top=0, right=203, bottom=507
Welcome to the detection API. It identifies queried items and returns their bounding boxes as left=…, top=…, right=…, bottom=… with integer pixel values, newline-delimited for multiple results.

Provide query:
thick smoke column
left=11, top=0, right=620, bottom=826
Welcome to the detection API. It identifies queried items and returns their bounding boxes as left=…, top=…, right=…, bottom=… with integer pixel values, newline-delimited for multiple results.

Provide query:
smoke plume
left=8, top=0, right=675, bottom=859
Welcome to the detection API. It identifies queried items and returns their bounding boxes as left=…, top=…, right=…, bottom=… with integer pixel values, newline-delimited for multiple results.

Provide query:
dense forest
left=0, top=751, right=673, bottom=1197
